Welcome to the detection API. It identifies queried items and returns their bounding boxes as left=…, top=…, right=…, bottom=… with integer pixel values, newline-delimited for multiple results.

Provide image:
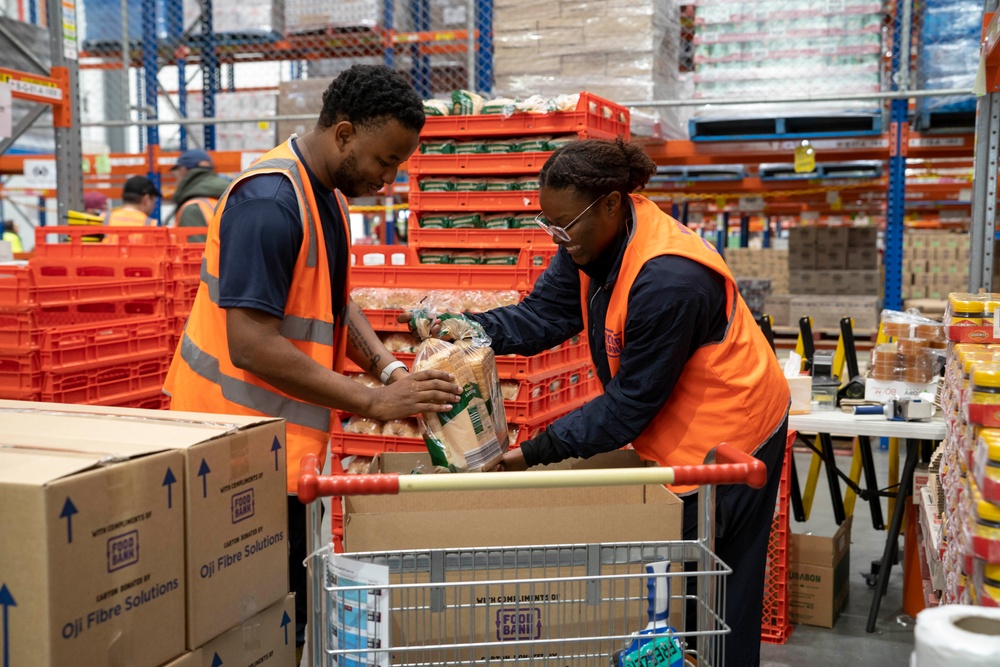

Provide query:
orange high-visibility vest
left=174, top=197, right=219, bottom=227
left=164, top=139, right=352, bottom=492
left=103, top=207, right=155, bottom=226
left=581, top=195, right=789, bottom=494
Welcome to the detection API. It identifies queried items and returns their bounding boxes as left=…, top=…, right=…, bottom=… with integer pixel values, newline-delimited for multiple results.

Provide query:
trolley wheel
left=862, top=559, right=880, bottom=588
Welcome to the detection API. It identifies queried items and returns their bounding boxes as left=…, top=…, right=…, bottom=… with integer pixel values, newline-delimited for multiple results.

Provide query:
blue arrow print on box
left=211, top=652, right=223, bottom=667
left=271, top=437, right=282, bottom=473
left=1, top=584, right=15, bottom=667
left=60, top=497, right=78, bottom=544
left=163, top=468, right=177, bottom=509
left=198, top=459, right=211, bottom=499
left=280, top=610, right=291, bottom=646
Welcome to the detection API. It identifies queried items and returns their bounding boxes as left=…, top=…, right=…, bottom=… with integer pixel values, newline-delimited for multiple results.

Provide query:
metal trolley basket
left=297, top=445, right=767, bottom=667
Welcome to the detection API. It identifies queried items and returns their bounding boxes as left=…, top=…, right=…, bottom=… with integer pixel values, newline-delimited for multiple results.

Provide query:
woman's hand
left=496, top=448, right=528, bottom=472
left=397, top=311, right=449, bottom=339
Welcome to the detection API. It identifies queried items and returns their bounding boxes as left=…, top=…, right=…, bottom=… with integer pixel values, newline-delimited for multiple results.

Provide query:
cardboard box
left=847, top=247, right=879, bottom=270
left=160, top=653, right=200, bottom=667
left=789, top=226, right=817, bottom=251
left=848, top=226, right=878, bottom=248
left=864, top=377, right=938, bottom=402
left=789, top=517, right=852, bottom=628
left=347, top=450, right=682, bottom=551
left=763, top=293, right=792, bottom=327
left=0, top=448, right=186, bottom=667
left=196, top=594, right=295, bottom=667
left=815, top=247, right=847, bottom=270
left=344, top=451, right=682, bottom=665
left=0, top=401, right=290, bottom=649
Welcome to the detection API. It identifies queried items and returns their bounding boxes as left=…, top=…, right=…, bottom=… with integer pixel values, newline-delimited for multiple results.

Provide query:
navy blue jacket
left=469, top=218, right=729, bottom=466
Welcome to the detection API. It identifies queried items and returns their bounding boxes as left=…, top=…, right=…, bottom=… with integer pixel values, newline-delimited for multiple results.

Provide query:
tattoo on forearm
left=347, top=316, right=382, bottom=375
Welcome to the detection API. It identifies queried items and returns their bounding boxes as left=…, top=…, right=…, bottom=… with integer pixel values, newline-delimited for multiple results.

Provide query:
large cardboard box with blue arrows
left=182, top=593, right=296, bottom=667
left=0, top=400, right=289, bottom=651
left=0, top=446, right=187, bottom=667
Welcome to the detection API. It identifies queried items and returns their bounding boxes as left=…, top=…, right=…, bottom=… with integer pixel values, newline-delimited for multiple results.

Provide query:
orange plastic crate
left=408, top=151, right=553, bottom=176
left=170, top=280, right=200, bottom=314
left=418, top=92, right=629, bottom=139
left=351, top=245, right=554, bottom=291
left=503, top=363, right=597, bottom=422
left=34, top=226, right=175, bottom=260
left=408, top=190, right=540, bottom=212
left=0, top=310, right=39, bottom=352
left=38, top=316, right=174, bottom=373
left=111, top=387, right=170, bottom=410
left=761, top=431, right=796, bottom=644
left=0, top=352, right=40, bottom=398
left=408, top=227, right=552, bottom=249
left=32, top=256, right=174, bottom=283
left=32, top=278, right=167, bottom=307
left=35, top=298, right=167, bottom=327
left=0, top=264, right=33, bottom=310
left=343, top=337, right=589, bottom=380
left=169, top=228, right=207, bottom=280
left=41, top=356, right=170, bottom=405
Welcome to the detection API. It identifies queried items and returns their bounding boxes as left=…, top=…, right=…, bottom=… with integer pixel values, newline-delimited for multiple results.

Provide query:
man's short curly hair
left=318, top=65, right=425, bottom=132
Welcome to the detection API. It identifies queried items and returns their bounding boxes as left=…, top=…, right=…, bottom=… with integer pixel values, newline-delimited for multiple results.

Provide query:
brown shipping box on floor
left=195, top=594, right=296, bottom=667
left=0, top=447, right=186, bottom=667
left=0, top=400, right=289, bottom=649
left=159, top=652, right=200, bottom=667
left=344, top=451, right=683, bottom=666
left=789, top=517, right=852, bottom=628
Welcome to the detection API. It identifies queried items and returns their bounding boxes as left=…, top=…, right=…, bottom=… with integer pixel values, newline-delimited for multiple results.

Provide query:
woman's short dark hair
left=538, top=136, right=657, bottom=201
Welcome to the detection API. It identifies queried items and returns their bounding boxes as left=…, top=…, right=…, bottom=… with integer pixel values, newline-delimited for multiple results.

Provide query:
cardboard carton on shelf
left=848, top=226, right=878, bottom=248
left=0, top=400, right=290, bottom=649
left=847, top=247, right=879, bottom=270
left=789, top=517, right=852, bottom=628
left=0, top=447, right=187, bottom=667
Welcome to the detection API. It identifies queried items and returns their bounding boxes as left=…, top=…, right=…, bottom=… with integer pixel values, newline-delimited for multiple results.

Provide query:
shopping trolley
left=297, top=444, right=766, bottom=667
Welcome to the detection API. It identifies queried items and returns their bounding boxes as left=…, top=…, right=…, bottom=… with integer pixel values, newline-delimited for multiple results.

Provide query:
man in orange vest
left=170, top=148, right=229, bottom=228
left=461, top=138, right=790, bottom=667
left=103, top=175, right=160, bottom=226
left=164, top=64, right=462, bottom=657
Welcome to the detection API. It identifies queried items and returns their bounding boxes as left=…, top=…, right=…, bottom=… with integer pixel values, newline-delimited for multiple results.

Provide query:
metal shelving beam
left=46, top=0, right=83, bottom=221
left=971, top=1, right=1000, bottom=291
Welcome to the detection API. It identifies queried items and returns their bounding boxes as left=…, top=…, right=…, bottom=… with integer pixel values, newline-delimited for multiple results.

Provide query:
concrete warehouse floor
left=761, top=447, right=915, bottom=667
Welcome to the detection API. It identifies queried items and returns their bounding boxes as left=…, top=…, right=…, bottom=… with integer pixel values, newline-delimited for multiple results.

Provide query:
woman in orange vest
left=466, top=138, right=790, bottom=667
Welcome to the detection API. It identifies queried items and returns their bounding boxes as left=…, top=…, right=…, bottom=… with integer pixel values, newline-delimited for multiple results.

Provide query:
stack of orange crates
left=325, top=93, right=630, bottom=550
left=0, top=226, right=187, bottom=409
left=168, top=227, right=207, bottom=343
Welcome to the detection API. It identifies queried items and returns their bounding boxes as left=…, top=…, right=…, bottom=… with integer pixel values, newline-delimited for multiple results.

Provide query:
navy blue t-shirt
left=218, top=140, right=348, bottom=322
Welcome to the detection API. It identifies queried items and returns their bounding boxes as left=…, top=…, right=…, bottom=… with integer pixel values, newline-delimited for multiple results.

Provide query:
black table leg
left=819, top=431, right=846, bottom=525
left=866, top=438, right=920, bottom=633
left=858, top=435, right=885, bottom=530
left=789, top=450, right=806, bottom=522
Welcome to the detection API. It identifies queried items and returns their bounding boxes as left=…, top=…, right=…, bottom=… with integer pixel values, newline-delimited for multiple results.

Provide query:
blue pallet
left=759, top=160, right=882, bottom=181
left=689, top=114, right=882, bottom=142
left=652, top=165, right=747, bottom=183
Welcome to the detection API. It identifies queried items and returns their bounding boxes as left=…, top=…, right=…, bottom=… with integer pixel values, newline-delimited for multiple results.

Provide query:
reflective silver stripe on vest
left=200, top=257, right=220, bottom=304
left=279, top=315, right=334, bottom=345
left=242, top=156, right=318, bottom=269
left=180, top=333, right=331, bottom=433
left=200, top=259, right=332, bottom=346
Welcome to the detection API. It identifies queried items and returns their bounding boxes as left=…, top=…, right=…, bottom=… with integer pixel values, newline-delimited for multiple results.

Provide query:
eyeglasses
left=534, top=194, right=606, bottom=243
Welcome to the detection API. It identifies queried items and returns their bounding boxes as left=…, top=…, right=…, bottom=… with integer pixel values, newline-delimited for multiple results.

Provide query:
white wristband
left=380, top=361, right=408, bottom=385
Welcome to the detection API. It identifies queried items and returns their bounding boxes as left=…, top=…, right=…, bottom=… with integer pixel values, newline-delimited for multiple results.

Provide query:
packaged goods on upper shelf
left=423, top=92, right=583, bottom=117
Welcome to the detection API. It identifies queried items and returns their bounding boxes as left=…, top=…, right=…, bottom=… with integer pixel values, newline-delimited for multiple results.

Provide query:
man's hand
left=365, top=369, right=463, bottom=421
left=497, top=447, right=528, bottom=472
